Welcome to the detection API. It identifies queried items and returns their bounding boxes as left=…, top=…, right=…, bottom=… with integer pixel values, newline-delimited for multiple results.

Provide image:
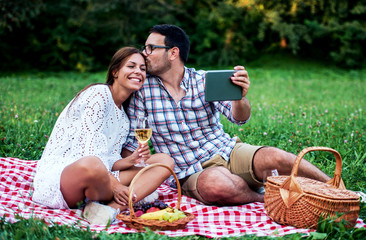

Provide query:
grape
left=153, top=200, right=160, bottom=208
left=133, top=199, right=169, bottom=213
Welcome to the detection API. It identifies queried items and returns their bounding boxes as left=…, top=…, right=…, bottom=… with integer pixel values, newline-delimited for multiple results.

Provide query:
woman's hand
left=112, top=183, right=137, bottom=206
left=129, top=143, right=151, bottom=165
left=112, top=144, right=151, bottom=171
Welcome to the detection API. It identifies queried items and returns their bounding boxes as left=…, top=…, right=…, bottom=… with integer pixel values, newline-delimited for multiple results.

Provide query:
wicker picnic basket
left=264, top=147, right=360, bottom=229
left=116, top=163, right=195, bottom=231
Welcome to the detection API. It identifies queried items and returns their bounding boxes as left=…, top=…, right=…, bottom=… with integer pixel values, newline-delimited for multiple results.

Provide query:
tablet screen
left=204, top=70, right=242, bottom=102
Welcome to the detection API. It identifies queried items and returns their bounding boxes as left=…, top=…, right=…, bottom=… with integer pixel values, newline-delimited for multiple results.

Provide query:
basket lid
left=267, top=176, right=360, bottom=201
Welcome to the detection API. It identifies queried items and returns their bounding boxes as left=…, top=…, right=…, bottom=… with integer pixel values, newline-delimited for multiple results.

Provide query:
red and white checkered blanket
left=1, top=157, right=365, bottom=238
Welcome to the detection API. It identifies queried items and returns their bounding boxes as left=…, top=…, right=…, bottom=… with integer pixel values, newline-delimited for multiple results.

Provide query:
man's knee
left=255, top=147, right=294, bottom=171
left=272, top=149, right=296, bottom=172
left=197, top=167, right=233, bottom=200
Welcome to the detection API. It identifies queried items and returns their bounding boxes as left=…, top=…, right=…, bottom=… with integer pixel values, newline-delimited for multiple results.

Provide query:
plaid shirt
left=123, top=67, right=249, bottom=179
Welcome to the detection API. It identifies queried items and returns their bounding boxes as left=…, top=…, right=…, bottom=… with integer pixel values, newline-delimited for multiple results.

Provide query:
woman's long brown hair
left=68, top=47, right=145, bottom=113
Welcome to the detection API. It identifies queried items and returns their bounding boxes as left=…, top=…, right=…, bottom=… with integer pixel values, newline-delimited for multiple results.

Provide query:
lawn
left=0, top=55, right=365, bottom=239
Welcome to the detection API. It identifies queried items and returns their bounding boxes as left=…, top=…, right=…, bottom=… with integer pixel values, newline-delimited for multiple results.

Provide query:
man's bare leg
left=197, top=167, right=264, bottom=205
left=195, top=146, right=330, bottom=206
left=252, top=147, right=330, bottom=182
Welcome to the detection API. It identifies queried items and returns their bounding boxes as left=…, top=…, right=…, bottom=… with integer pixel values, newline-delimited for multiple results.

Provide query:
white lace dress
left=33, top=84, right=129, bottom=209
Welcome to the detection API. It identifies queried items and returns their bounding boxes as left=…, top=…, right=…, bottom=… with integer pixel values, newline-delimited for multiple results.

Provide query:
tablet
left=204, top=70, right=242, bottom=102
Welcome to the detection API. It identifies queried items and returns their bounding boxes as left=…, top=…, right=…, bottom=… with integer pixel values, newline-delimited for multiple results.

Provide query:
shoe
left=83, top=201, right=118, bottom=225
left=137, top=190, right=159, bottom=205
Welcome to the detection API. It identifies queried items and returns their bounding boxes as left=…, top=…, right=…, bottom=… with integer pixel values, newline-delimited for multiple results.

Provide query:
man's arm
left=232, top=96, right=251, bottom=122
left=231, top=66, right=251, bottom=121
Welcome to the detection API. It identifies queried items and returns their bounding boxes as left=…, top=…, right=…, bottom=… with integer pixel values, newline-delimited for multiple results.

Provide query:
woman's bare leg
left=62, top=153, right=173, bottom=210
left=60, top=156, right=113, bottom=208
left=117, top=153, right=174, bottom=203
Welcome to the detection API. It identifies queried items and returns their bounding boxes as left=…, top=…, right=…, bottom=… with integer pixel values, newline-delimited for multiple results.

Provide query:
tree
left=0, top=0, right=365, bottom=71
left=255, top=0, right=366, bottom=67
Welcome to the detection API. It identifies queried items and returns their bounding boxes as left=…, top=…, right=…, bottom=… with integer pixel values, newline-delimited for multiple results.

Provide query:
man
left=122, top=24, right=330, bottom=205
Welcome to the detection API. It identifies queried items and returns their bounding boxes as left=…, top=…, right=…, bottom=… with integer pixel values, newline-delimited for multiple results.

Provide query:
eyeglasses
left=141, top=44, right=172, bottom=55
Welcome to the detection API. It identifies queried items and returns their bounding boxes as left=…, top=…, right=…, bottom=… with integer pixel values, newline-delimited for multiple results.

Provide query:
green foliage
left=187, top=0, right=263, bottom=66
left=315, top=212, right=366, bottom=239
left=0, top=0, right=43, bottom=32
left=1, top=0, right=365, bottom=71
left=1, top=215, right=205, bottom=240
left=0, top=0, right=147, bottom=72
left=256, top=0, right=366, bottom=68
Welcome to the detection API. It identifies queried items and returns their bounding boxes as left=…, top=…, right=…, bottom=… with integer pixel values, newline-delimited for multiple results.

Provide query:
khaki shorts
left=180, top=142, right=263, bottom=204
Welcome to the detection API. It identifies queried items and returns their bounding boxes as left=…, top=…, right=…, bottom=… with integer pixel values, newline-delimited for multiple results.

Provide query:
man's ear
left=169, top=47, right=180, bottom=61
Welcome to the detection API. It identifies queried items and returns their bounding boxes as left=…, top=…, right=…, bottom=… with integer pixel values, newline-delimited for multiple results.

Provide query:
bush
left=0, top=0, right=365, bottom=71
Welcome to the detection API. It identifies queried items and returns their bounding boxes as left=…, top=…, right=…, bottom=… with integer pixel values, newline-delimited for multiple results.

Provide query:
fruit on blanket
left=146, top=207, right=160, bottom=213
left=161, top=208, right=187, bottom=222
left=133, top=199, right=169, bottom=213
left=139, top=208, right=168, bottom=220
left=171, top=209, right=187, bottom=222
left=139, top=207, right=173, bottom=219
left=135, top=210, right=144, bottom=217
left=139, top=207, right=187, bottom=222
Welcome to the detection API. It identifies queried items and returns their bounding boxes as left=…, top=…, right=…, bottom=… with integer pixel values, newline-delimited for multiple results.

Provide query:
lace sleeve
left=212, top=100, right=250, bottom=126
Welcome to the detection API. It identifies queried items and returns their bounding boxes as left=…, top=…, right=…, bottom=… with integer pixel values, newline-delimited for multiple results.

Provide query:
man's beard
left=146, top=59, right=171, bottom=77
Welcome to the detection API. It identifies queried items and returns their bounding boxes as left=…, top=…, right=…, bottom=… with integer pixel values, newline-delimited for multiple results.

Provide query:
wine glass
left=134, top=116, right=152, bottom=167
left=263, top=169, right=279, bottom=185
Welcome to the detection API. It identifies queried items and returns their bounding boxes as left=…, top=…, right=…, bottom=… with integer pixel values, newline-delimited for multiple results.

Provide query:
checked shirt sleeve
left=212, top=100, right=250, bottom=126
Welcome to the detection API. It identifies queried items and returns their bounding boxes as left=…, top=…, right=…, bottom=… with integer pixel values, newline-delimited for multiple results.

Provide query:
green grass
left=0, top=71, right=105, bottom=159
left=1, top=55, right=366, bottom=239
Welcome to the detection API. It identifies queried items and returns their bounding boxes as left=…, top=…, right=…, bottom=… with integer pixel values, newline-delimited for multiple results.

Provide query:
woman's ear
left=113, top=71, right=118, bottom=78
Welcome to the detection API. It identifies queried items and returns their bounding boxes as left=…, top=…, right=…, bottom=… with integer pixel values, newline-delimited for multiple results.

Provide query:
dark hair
left=69, top=47, right=145, bottom=112
left=106, top=47, right=144, bottom=86
left=150, top=24, right=190, bottom=63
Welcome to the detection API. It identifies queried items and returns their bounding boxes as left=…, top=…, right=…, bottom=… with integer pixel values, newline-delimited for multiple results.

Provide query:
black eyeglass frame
left=141, top=44, right=172, bottom=55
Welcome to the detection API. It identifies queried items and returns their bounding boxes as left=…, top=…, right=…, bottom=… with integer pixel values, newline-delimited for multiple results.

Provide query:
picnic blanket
left=1, top=157, right=365, bottom=238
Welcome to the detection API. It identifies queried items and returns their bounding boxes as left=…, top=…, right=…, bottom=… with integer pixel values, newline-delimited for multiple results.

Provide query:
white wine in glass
left=134, top=116, right=152, bottom=167
left=135, top=129, right=152, bottom=144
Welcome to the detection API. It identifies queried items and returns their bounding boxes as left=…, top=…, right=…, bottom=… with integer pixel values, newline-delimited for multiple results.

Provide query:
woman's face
left=114, top=53, right=146, bottom=92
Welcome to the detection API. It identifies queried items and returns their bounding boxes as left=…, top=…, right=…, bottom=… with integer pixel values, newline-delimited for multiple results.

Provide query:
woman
left=33, top=47, right=174, bottom=225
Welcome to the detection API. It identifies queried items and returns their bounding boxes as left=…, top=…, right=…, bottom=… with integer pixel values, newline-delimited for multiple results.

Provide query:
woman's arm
left=108, top=174, right=136, bottom=206
left=112, top=144, right=151, bottom=171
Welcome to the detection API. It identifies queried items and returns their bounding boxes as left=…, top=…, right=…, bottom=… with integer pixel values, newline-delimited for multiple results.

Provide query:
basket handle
left=290, top=146, right=344, bottom=188
left=279, top=146, right=345, bottom=208
left=127, top=163, right=181, bottom=218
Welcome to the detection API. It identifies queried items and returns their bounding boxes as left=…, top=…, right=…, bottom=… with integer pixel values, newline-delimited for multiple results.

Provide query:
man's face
left=143, top=33, right=171, bottom=76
